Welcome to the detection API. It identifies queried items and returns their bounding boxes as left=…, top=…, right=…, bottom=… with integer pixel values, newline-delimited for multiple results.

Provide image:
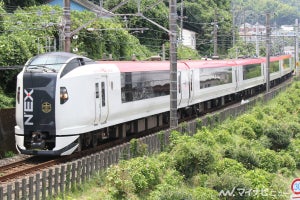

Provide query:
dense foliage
left=58, top=81, right=300, bottom=199
left=0, top=3, right=153, bottom=108
left=103, top=0, right=234, bottom=57
left=232, top=0, right=300, bottom=26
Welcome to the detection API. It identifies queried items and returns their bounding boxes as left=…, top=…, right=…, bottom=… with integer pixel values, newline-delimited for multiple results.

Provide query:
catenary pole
left=169, top=0, right=178, bottom=128
left=296, top=19, right=299, bottom=76
left=64, top=0, right=71, bottom=52
left=266, top=13, right=271, bottom=92
left=213, top=9, right=218, bottom=57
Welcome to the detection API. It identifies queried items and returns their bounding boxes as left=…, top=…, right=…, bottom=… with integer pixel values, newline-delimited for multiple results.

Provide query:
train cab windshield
left=26, top=53, right=72, bottom=72
left=25, top=52, right=94, bottom=74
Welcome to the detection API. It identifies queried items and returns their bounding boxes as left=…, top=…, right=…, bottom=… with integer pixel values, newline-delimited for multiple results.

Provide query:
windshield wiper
left=26, top=65, right=56, bottom=72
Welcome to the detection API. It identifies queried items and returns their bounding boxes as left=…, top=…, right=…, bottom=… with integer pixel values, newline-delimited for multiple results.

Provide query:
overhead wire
left=0, top=1, right=237, bottom=58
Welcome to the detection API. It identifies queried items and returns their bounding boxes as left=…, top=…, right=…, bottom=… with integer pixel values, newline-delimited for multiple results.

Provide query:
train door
left=99, top=76, right=108, bottom=123
left=177, top=72, right=182, bottom=106
left=189, top=70, right=194, bottom=104
left=94, top=76, right=108, bottom=124
left=178, top=71, right=190, bottom=107
left=94, top=82, right=100, bottom=125
left=233, top=67, right=239, bottom=91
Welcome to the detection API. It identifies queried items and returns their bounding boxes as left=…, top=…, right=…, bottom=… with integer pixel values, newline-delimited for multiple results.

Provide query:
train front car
left=15, top=52, right=91, bottom=156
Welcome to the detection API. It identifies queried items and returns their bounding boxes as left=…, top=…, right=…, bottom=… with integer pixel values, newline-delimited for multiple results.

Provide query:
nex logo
left=24, top=89, right=34, bottom=125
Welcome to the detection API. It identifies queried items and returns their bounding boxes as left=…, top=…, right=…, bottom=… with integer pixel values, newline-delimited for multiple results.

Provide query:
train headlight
left=60, top=87, right=69, bottom=104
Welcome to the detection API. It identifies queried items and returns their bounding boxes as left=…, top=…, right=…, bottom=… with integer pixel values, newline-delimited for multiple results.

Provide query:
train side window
left=79, top=58, right=85, bottom=66
left=121, top=71, right=170, bottom=103
left=101, top=82, right=105, bottom=107
left=178, top=73, right=181, bottom=93
left=95, top=83, right=99, bottom=98
left=60, top=58, right=81, bottom=77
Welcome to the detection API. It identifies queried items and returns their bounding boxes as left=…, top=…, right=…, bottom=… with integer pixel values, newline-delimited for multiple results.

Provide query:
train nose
left=30, top=131, right=46, bottom=149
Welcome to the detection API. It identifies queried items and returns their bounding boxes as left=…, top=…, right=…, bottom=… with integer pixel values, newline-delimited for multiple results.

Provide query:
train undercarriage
left=76, top=72, right=293, bottom=152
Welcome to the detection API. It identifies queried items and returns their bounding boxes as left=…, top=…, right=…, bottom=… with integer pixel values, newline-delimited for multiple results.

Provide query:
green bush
left=189, top=174, right=209, bottom=187
left=106, top=163, right=136, bottom=199
left=130, top=138, right=148, bottom=158
left=264, top=124, right=292, bottom=151
left=287, top=139, right=300, bottom=168
left=106, top=157, right=161, bottom=198
left=190, top=187, right=219, bottom=200
left=257, top=149, right=281, bottom=173
left=171, top=139, right=215, bottom=178
left=279, top=152, right=296, bottom=172
left=257, top=135, right=272, bottom=149
left=214, top=128, right=233, bottom=144
left=215, top=158, right=247, bottom=176
left=234, top=146, right=259, bottom=170
left=148, top=184, right=191, bottom=200
left=286, top=121, right=300, bottom=138
left=206, top=172, right=251, bottom=200
left=236, top=114, right=264, bottom=138
left=236, top=124, right=256, bottom=139
left=0, top=92, right=15, bottom=108
left=243, top=169, right=274, bottom=189
left=223, top=144, right=236, bottom=159
left=194, top=127, right=216, bottom=146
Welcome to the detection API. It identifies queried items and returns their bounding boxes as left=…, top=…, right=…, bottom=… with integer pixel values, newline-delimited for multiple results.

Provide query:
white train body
left=15, top=52, right=293, bottom=156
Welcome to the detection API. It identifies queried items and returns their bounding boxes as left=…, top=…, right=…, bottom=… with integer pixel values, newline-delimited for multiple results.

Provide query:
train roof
left=25, top=52, right=94, bottom=72
left=30, top=52, right=83, bottom=60
left=98, top=54, right=292, bottom=72
left=98, top=61, right=188, bottom=72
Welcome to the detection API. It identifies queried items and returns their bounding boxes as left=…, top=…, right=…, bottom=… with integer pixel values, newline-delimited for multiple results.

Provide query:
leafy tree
left=171, top=138, right=215, bottom=178
left=228, top=40, right=256, bottom=58
left=2, top=0, right=46, bottom=11
left=104, top=0, right=169, bottom=53
left=232, top=0, right=300, bottom=26
left=0, top=4, right=152, bottom=104
left=265, top=124, right=292, bottom=151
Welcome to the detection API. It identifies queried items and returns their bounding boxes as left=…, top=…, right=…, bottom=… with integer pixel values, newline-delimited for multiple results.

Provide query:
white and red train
left=14, top=52, right=293, bottom=156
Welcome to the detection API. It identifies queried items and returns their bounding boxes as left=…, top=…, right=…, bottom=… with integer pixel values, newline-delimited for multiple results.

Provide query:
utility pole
left=213, top=9, right=218, bottom=57
left=169, top=0, right=178, bottom=128
left=243, top=10, right=246, bottom=43
left=231, top=1, right=235, bottom=47
left=256, top=22, right=259, bottom=57
left=232, top=10, right=236, bottom=46
left=266, top=13, right=271, bottom=92
left=296, top=19, right=299, bottom=76
left=180, top=0, right=183, bottom=43
left=64, top=0, right=71, bottom=52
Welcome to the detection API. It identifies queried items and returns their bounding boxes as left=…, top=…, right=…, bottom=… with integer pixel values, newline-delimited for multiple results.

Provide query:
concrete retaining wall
left=0, top=108, right=16, bottom=157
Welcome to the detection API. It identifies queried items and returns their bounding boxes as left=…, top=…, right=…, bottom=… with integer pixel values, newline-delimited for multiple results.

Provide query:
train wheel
left=77, top=136, right=83, bottom=152
left=84, top=133, right=92, bottom=147
left=162, top=112, right=169, bottom=124
left=92, top=133, right=98, bottom=148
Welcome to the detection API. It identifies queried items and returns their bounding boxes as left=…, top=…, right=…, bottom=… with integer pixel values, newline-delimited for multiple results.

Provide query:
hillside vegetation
left=0, top=4, right=152, bottom=108
left=55, top=81, right=300, bottom=200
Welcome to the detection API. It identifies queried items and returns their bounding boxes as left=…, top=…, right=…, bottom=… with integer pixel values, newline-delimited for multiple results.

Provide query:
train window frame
left=242, top=64, right=262, bottom=80
left=283, top=59, right=290, bottom=69
left=26, top=54, right=68, bottom=72
left=199, top=67, right=233, bottom=89
left=60, top=58, right=81, bottom=78
left=270, top=61, right=280, bottom=73
left=101, top=82, right=106, bottom=107
left=95, top=83, right=99, bottom=98
left=121, top=70, right=170, bottom=103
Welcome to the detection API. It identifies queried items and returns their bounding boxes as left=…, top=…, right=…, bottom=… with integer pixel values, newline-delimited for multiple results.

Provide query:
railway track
left=0, top=124, right=166, bottom=185
left=0, top=157, right=59, bottom=183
